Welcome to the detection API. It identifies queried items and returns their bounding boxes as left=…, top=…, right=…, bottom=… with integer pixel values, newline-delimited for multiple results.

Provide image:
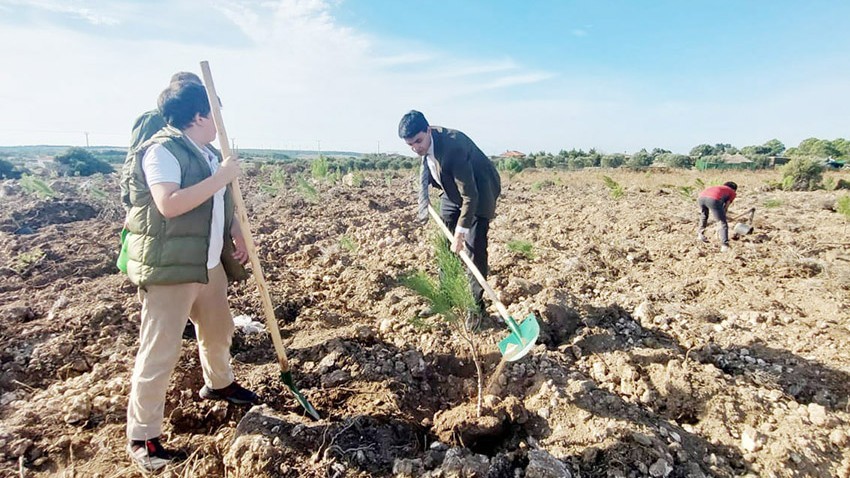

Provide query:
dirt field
left=1, top=166, right=849, bottom=478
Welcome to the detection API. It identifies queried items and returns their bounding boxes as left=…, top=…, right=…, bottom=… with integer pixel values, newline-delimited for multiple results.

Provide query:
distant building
left=767, top=155, right=790, bottom=168
left=500, top=150, right=526, bottom=158
left=720, top=153, right=753, bottom=165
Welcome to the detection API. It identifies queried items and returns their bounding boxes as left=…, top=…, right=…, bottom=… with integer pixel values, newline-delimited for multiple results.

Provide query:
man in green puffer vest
left=123, top=81, right=256, bottom=473
left=119, top=71, right=205, bottom=342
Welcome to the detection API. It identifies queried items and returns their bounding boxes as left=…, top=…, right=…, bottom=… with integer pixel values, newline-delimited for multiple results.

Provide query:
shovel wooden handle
left=427, top=205, right=513, bottom=323
left=200, top=61, right=291, bottom=373
left=729, top=207, right=756, bottom=223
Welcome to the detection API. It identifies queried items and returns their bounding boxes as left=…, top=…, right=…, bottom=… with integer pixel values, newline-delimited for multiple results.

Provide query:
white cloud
left=0, top=0, right=553, bottom=152
left=426, top=59, right=523, bottom=79
left=2, top=0, right=122, bottom=25
left=198, top=0, right=555, bottom=152
left=476, top=73, right=557, bottom=91
left=0, top=0, right=846, bottom=155
left=370, top=53, right=433, bottom=68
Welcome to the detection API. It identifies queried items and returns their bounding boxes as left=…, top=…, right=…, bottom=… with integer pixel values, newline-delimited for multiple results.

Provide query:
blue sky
left=0, top=0, right=848, bottom=155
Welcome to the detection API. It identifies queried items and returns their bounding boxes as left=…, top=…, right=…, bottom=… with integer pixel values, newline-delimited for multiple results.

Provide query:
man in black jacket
left=399, top=110, right=501, bottom=325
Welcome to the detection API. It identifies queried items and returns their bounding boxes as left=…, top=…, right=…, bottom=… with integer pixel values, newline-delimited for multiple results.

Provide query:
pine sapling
left=837, top=195, right=850, bottom=234
left=601, top=175, right=624, bottom=199
left=20, top=174, right=54, bottom=199
left=402, top=230, right=485, bottom=416
left=507, top=239, right=535, bottom=260
left=295, top=176, right=319, bottom=202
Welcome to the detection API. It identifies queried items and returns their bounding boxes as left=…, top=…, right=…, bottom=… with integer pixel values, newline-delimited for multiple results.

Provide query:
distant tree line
left=246, top=152, right=417, bottom=174
left=3, top=136, right=847, bottom=181
left=1, top=147, right=118, bottom=179
left=492, top=137, right=849, bottom=173
left=90, top=149, right=127, bottom=165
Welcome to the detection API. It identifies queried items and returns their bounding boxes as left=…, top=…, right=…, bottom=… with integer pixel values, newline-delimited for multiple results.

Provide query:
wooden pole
left=200, top=61, right=291, bottom=373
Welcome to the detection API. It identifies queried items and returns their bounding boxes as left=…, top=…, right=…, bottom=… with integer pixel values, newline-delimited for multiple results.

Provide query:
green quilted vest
left=124, top=126, right=247, bottom=286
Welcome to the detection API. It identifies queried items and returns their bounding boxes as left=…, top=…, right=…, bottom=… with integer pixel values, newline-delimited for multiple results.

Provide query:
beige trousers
left=126, top=264, right=235, bottom=441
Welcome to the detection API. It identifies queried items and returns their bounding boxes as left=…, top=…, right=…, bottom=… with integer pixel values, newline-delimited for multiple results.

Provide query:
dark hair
left=157, top=82, right=210, bottom=130
left=398, top=110, right=429, bottom=139
left=724, top=181, right=738, bottom=191
left=169, top=71, right=202, bottom=85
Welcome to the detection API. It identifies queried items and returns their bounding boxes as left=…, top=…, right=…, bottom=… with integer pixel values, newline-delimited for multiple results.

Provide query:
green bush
left=780, top=157, right=823, bottom=191
left=824, top=177, right=836, bottom=191
left=626, top=149, right=653, bottom=169
left=53, top=147, right=113, bottom=176
left=601, top=154, right=626, bottom=168
left=655, top=153, right=694, bottom=169
left=531, top=179, right=555, bottom=191
left=0, top=158, right=24, bottom=179
left=90, top=149, right=126, bottom=165
left=534, top=155, right=554, bottom=168
left=497, top=158, right=524, bottom=174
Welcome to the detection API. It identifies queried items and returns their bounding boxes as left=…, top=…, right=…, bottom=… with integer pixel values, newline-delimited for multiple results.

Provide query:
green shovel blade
left=280, top=370, right=320, bottom=420
left=497, top=313, right=540, bottom=362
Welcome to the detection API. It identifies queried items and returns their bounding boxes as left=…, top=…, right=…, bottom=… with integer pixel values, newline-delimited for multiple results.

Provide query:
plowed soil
left=1, top=167, right=848, bottom=478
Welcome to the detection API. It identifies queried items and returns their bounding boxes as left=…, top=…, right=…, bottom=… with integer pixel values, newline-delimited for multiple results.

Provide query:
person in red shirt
left=697, top=181, right=737, bottom=251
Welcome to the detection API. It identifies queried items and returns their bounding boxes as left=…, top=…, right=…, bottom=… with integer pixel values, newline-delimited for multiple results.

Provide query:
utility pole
left=377, top=140, right=380, bottom=154
left=317, top=140, right=321, bottom=158
left=84, top=132, right=90, bottom=147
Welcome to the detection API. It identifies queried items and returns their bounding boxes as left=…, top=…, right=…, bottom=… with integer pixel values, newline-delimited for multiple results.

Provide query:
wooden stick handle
left=729, top=207, right=755, bottom=222
left=200, top=61, right=291, bottom=373
left=427, top=205, right=512, bottom=323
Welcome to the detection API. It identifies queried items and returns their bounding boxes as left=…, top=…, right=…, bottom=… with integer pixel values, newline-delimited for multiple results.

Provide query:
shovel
left=427, top=205, right=540, bottom=362
left=200, top=61, right=319, bottom=420
left=731, top=207, right=756, bottom=238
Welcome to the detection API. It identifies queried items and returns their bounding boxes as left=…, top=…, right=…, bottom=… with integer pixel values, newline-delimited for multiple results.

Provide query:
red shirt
left=700, top=185, right=736, bottom=204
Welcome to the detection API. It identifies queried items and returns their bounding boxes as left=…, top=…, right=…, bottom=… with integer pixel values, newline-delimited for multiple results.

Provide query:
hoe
left=428, top=205, right=540, bottom=361
left=201, top=61, right=319, bottom=420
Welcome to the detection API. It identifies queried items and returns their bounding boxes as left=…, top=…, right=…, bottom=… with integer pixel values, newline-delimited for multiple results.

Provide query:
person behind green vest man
left=123, top=81, right=256, bottom=472
left=120, top=71, right=203, bottom=212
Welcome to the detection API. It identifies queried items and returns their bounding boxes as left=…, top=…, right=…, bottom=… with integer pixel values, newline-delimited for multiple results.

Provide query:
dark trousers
left=698, top=196, right=729, bottom=245
left=440, top=199, right=490, bottom=312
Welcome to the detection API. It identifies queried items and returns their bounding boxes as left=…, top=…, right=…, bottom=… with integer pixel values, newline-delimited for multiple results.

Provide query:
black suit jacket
left=422, top=126, right=501, bottom=228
